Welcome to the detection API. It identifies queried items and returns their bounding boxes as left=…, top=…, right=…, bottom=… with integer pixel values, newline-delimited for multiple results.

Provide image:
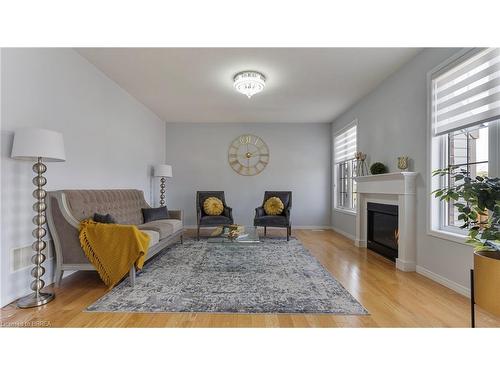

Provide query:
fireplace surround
left=354, top=172, right=418, bottom=271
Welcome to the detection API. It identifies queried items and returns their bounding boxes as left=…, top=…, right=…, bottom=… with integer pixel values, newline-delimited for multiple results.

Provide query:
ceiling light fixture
left=233, top=71, right=266, bottom=98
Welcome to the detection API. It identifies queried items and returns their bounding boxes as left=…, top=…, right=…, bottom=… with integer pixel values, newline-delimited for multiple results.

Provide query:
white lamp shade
left=11, top=128, right=66, bottom=162
left=154, top=164, right=172, bottom=177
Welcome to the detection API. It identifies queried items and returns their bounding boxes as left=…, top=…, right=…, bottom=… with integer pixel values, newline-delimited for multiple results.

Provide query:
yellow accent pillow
left=203, top=197, right=224, bottom=216
left=264, top=197, right=284, bottom=215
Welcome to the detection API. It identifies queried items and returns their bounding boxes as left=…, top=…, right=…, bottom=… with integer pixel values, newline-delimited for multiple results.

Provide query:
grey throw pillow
left=93, top=213, right=116, bottom=224
left=142, top=207, right=169, bottom=223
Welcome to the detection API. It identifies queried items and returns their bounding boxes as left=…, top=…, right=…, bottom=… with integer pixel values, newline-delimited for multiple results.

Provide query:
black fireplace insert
left=367, top=202, right=398, bottom=261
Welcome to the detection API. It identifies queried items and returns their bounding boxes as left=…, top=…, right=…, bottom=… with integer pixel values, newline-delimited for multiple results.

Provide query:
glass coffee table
left=207, top=225, right=261, bottom=244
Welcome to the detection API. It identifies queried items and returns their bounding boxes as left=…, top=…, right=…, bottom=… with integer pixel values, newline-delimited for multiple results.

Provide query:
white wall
left=0, top=48, right=166, bottom=306
left=331, top=48, right=476, bottom=295
left=165, top=123, right=331, bottom=228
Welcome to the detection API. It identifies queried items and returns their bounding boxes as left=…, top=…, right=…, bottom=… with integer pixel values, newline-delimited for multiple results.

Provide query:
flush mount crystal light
left=233, top=71, right=266, bottom=98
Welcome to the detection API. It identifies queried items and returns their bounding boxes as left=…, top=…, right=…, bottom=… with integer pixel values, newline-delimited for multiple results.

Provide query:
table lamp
left=153, top=164, right=172, bottom=207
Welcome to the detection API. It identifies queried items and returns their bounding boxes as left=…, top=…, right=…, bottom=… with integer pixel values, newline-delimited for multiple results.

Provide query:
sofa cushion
left=140, top=229, right=160, bottom=247
left=93, top=213, right=116, bottom=224
left=157, top=219, right=183, bottom=234
left=142, top=207, right=169, bottom=223
left=138, top=219, right=182, bottom=239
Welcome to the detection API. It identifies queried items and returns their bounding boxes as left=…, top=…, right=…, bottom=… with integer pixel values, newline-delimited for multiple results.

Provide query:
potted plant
left=432, top=168, right=500, bottom=323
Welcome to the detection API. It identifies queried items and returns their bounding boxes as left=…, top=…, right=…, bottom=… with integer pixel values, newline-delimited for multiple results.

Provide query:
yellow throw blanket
left=79, top=220, right=150, bottom=288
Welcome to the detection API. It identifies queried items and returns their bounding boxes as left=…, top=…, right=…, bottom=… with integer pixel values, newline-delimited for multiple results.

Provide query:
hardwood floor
left=1, top=229, right=499, bottom=327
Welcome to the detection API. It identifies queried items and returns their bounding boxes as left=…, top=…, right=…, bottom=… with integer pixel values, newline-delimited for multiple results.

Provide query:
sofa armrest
left=46, top=193, right=90, bottom=266
left=168, top=209, right=183, bottom=222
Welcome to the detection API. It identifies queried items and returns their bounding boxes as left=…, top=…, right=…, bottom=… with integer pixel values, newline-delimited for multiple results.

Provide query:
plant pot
left=473, top=250, right=500, bottom=317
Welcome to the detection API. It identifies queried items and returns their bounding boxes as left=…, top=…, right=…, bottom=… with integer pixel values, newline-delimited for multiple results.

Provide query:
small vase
left=397, top=156, right=409, bottom=171
left=355, top=152, right=369, bottom=176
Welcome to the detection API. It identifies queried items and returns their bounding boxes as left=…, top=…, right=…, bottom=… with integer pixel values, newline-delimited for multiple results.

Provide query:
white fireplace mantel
left=354, top=172, right=418, bottom=271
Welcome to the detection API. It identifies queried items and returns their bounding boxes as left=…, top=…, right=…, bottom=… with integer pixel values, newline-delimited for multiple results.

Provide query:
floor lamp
left=153, top=164, right=172, bottom=207
left=11, top=128, right=66, bottom=308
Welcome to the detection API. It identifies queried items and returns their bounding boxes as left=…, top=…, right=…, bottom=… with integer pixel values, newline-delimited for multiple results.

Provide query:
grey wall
left=0, top=48, right=166, bottom=306
left=331, top=48, right=476, bottom=294
left=165, top=123, right=331, bottom=228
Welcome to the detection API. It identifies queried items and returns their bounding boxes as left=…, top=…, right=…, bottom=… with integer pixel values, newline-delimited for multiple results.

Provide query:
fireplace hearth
left=367, top=202, right=398, bottom=261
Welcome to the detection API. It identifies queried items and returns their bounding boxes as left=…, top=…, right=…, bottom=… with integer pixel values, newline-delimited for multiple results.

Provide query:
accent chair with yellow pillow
left=254, top=191, right=292, bottom=241
left=196, top=191, right=234, bottom=240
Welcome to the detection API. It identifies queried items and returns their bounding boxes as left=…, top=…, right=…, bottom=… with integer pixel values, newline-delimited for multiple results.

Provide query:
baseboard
left=331, top=226, right=355, bottom=241
left=293, top=226, right=332, bottom=230
left=395, top=258, right=416, bottom=272
left=416, top=265, right=470, bottom=298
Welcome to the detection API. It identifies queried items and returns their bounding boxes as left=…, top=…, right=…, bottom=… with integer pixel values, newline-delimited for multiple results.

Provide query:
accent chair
left=196, top=191, right=234, bottom=240
left=254, top=191, right=292, bottom=241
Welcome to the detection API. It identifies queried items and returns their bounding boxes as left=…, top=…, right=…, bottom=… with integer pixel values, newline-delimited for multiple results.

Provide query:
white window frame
left=427, top=48, right=500, bottom=243
left=333, top=119, right=358, bottom=215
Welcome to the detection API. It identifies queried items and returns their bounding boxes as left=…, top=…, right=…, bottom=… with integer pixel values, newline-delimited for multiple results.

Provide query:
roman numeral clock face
left=228, top=134, right=269, bottom=176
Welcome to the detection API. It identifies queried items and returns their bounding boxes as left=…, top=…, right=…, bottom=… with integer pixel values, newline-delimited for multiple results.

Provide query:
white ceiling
left=76, top=48, right=422, bottom=124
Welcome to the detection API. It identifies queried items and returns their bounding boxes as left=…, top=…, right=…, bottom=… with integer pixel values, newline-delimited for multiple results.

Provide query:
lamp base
left=17, top=291, right=54, bottom=309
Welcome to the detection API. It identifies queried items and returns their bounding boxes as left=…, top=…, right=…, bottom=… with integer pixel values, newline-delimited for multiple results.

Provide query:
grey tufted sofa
left=46, top=189, right=183, bottom=287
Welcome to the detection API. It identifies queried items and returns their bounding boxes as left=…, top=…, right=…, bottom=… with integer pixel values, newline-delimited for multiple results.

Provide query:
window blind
left=432, top=48, right=500, bottom=136
left=334, top=125, right=357, bottom=163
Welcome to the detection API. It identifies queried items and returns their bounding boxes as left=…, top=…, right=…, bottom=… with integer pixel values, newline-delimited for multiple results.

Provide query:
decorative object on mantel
left=354, top=151, right=369, bottom=176
left=370, top=162, right=388, bottom=175
left=153, top=164, right=172, bottom=207
left=11, top=128, right=66, bottom=308
left=432, top=168, right=500, bottom=327
left=397, top=156, right=409, bottom=171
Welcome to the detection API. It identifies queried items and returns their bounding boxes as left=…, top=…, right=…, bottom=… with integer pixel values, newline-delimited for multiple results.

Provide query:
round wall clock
left=228, top=134, right=269, bottom=176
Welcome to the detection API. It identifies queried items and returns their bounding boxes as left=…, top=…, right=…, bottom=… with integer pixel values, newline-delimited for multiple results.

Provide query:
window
left=430, top=48, right=500, bottom=237
left=446, top=122, right=491, bottom=228
left=334, top=121, right=357, bottom=212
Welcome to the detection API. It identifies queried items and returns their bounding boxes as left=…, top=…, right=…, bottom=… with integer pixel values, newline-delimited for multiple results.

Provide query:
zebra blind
left=432, top=48, right=500, bottom=136
left=334, top=124, right=357, bottom=163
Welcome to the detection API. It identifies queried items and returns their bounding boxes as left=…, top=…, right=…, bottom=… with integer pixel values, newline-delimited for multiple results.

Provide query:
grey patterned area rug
left=86, top=238, right=367, bottom=314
